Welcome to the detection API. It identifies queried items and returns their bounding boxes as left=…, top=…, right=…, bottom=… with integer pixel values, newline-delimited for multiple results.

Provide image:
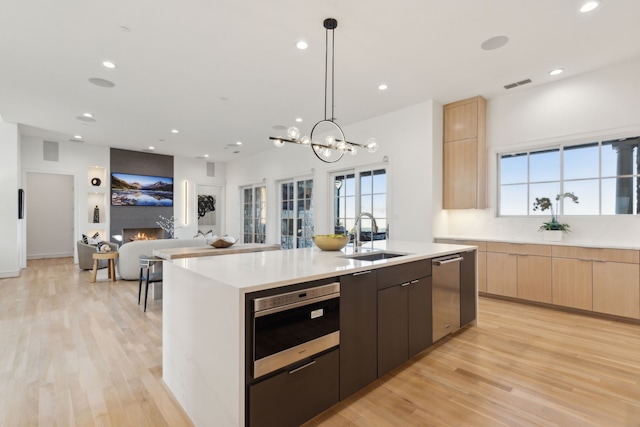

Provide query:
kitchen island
left=162, top=241, right=476, bottom=427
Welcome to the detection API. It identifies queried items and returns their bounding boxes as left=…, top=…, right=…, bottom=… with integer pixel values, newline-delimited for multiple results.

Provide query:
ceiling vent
left=504, top=78, right=532, bottom=90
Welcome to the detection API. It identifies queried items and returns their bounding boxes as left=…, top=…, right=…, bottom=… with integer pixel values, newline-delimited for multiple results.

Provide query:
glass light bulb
left=313, top=144, right=322, bottom=153
left=349, top=146, right=358, bottom=156
left=300, top=135, right=311, bottom=145
left=273, top=138, right=285, bottom=148
left=323, top=147, right=332, bottom=157
left=336, top=140, right=347, bottom=150
left=287, top=127, right=300, bottom=141
left=366, top=138, right=379, bottom=153
left=325, top=136, right=335, bottom=147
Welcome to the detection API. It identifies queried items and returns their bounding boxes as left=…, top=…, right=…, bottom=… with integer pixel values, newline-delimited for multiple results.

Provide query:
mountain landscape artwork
left=111, top=173, right=173, bottom=206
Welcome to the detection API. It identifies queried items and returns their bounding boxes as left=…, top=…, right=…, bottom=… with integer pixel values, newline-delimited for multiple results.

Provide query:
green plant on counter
left=532, top=192, right=579, bottom=232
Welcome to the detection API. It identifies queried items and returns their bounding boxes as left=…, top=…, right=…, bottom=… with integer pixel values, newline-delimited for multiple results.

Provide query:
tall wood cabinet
left=443, top=96, right=487, bottom=209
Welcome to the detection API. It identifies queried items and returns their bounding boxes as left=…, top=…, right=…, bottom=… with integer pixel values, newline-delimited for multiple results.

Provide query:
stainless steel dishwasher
left=432, top=254, right=464, bottom=342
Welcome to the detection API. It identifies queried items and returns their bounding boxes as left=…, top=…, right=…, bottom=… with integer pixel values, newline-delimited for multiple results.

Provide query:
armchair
left=77, top=240, right=118, bottom=270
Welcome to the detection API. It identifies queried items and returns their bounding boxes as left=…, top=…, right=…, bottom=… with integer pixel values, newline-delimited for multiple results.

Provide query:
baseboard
left=0, top=270, right=21, bottom=278
left=27, top=252, right=74, bottom=260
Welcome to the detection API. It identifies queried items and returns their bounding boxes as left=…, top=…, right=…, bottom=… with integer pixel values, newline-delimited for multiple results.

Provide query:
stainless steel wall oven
left=251, top=282, right=340, bottom=379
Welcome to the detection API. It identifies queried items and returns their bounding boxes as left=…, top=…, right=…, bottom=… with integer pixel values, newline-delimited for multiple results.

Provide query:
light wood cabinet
left=486, top=252, right=517, bottom=297
left=442, top=96, right=486, bottom=209
left=517, top=255, right=552, bottom=303
left=593, top=261, right=640, bottom=319
left=552, top=258, right=593, bottom=310
left=436, top=239, right=640, bottom=320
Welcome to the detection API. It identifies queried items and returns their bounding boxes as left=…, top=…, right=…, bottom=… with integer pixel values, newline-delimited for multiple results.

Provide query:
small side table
left=91, top=252, right=119, bottom=283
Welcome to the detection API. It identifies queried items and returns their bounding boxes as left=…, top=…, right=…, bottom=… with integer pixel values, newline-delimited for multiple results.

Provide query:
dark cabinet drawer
left=249, top=349, right=339, bottom=427
left=377, top=260, right=431, bottom=290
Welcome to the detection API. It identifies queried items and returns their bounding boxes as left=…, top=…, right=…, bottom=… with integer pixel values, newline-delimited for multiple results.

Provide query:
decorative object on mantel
left=93, top=205, right=100, bottom=223
left=533, top=192, right=579, bottom=241
left=206, top=235, right=237, bottom=248
left=156, top=215, right=176, bottom=238
left=268, top=18, right=379, bottom=163
left=91, top=177, right=101, bottom=186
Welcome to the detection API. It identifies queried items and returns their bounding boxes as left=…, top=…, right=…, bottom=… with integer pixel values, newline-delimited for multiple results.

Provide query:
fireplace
left=122, top=227, right=165, bottom=242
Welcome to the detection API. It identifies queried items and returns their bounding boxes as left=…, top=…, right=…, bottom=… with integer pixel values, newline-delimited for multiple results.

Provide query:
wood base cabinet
left=517, top=255, right=552, bottom=303
left=339, top=270, right=377, bottom=400
left=377, top=260, right=432, bottom=377
left=593, top=261, right=640, bottom=319
left=486, top=252, right=517, bottom=297
left=249, top=350, right=339, bottom=427
left=552, top=258, right=593, bottom=311
left=378, top=276, right=432, bottom=377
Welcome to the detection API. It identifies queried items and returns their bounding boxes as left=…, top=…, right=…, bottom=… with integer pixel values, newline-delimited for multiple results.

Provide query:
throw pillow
left=89, top=232, right=102, bottom=245
left=82, top=234, right=89, bottom=244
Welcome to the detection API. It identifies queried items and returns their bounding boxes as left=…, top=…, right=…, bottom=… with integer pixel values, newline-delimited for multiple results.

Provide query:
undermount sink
left=341, top=251, right=408, bottom=262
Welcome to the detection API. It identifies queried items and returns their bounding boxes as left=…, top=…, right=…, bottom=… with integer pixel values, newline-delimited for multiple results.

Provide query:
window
left=498, top=136, right=640, bottom=216
left=333, top=167, right=387, bottom=241
left=242, top=185, right=266, bottom=243
left=279, top=178, right=314, bottom=249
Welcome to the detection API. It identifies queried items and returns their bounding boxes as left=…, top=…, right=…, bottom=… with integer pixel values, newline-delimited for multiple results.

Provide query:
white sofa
left=117, top=237, right=208, bottom=280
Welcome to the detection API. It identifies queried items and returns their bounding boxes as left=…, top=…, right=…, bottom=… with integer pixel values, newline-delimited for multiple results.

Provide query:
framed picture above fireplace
left=111, top=172, right=173, bottom=206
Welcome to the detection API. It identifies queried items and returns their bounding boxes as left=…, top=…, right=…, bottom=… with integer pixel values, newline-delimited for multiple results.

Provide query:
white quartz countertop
left=169, top=240, right=475, bottom=293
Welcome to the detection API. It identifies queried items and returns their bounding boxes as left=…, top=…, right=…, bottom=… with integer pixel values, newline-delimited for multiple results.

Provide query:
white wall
left=0, top=120, right=21, bottom=277
left=173, top=156, right=227, bottom=239
left=442, top=57, right=640, bottom=246
left=225, top=100, right=439, bottom=244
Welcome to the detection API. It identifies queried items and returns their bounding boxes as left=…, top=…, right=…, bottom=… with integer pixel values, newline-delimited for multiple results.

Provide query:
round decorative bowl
left=207, top=235, right=237, bottom=248
left=312, top=234, right=349, bottom=251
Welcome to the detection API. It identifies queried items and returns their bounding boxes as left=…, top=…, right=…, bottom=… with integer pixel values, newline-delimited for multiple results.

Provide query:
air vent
left=504, top=78, right=532, bottom=90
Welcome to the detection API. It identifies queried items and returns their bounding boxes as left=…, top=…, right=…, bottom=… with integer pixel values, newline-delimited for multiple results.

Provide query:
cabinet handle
left=410, top=279, right=420, bottom=284
left=352, top=270, right=372, bottom=276
left=401, top=282, right=410, bottom=287
left=288, top=360, right=316, bottom=374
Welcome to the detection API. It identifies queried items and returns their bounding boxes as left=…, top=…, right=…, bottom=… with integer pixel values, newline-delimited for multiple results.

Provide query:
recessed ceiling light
left=83, top=112, right=94, bottom=118
left=481, top=35, right=509, bottom=51
left=102, top=61, right=116, bottom=69
left=149, top=146, right=155, bottom=150
left=204, top=154, right=209, bottom=158
left=295, top=118, right=303, bottom=123
left=236, top=141, right=242, bottom=145
left=171, top=129, right=179, bottom=134
left=74, top=135, right=83, bottom=139
left=378, top=84, right=388, bottom=91
left=549, top=68, right=564, bottom=76
left=580, top=1, right=601, bottom=13
left=295, top=40, right=308, bottom=50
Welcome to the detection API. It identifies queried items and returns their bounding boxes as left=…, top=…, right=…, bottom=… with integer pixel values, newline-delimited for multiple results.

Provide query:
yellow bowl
left=313, top=234, right=349, bottom=251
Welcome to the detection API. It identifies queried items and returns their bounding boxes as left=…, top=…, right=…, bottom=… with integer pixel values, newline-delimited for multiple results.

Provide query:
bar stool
left=138, top=255, right=162, bottom=312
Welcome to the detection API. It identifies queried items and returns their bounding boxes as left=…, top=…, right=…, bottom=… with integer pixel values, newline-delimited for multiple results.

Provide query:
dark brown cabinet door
left=377, top=284, right=408, bottom=377
left=339, top=270, right=377, bottom=400
left=249, top=349, right=339, bottom=427
left=408, top=276, right=432, bottom=357
left=460, top=251, right=477, bottom=327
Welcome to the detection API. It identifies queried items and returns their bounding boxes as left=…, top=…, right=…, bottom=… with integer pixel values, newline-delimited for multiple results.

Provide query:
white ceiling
left=2, top=0, right=640, bottom=162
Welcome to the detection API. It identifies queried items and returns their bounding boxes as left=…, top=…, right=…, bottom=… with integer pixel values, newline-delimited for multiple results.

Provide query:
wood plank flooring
left=2, top=258, right=640, bottom=426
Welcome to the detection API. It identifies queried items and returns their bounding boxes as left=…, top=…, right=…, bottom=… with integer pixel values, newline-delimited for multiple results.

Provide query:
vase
left=543, top=230, right=563, bottom=242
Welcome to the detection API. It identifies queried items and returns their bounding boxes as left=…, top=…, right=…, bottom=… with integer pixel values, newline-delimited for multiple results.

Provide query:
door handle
left=288, top=360, right=316, bottom=374
left=433, top=256, right=464, bottom=266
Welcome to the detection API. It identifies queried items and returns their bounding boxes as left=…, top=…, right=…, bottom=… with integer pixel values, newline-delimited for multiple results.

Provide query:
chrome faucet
left=353, top=212, right=378, bottom=253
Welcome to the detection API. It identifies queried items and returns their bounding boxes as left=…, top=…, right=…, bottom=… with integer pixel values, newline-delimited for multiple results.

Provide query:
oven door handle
left=288, top=360, right=317, bottom=375
left=254, top=293, right=339, bottom=317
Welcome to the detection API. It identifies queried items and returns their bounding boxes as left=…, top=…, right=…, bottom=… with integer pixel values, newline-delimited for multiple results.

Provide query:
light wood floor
left=2, top=258, right=640, bottom=426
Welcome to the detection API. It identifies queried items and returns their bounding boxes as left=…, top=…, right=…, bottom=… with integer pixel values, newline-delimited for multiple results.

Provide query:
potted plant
left=532, top=192, right=579, bottom=241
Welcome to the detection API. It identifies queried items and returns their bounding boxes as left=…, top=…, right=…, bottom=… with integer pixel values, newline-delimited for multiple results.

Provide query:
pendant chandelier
left=269, top=18, right=379, bottom=163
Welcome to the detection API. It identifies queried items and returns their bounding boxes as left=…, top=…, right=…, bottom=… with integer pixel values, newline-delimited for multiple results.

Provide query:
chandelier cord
left=324, top=26, right=328, bottom=121
left=331, top=24, right=335, bottom=122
